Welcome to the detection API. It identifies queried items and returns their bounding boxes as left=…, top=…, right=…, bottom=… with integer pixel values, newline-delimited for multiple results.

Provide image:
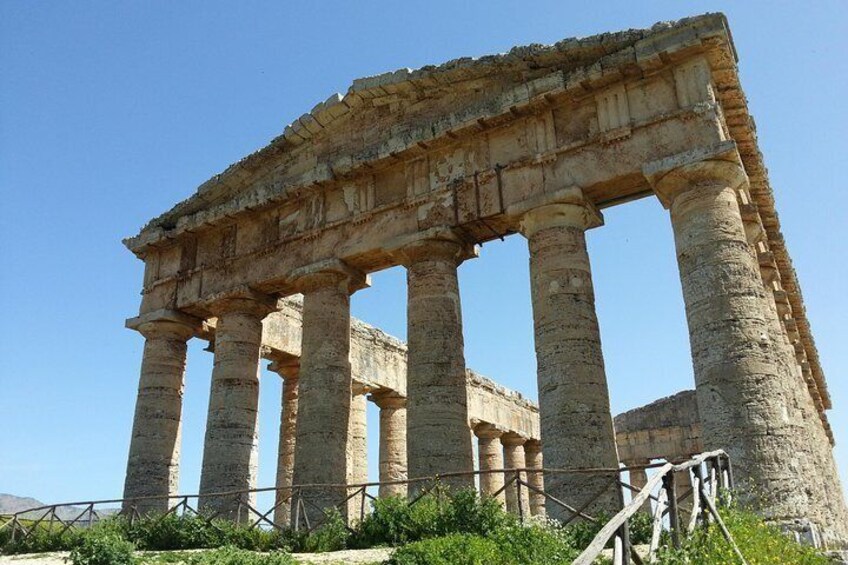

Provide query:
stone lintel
left=125, top=309, right=205, bottom=339
left=643, top=140, right=746, bottom=208
left=287, top=258, right=370, bottom=294
left=386, top=227, right=478, bottom=266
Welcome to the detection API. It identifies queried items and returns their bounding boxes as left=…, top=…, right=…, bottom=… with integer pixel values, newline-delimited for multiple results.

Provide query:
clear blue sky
left=1, top=1, right=846, bottom=510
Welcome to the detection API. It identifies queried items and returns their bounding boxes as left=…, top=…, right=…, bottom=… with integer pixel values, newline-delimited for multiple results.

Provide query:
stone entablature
left=122, top=13, right=847, bottom=547
left=614, top=390, right=702, bottom=465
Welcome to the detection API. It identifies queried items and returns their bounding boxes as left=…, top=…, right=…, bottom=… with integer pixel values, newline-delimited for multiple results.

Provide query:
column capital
left=474, top=423, right=505, bottom=440
left=511, top=186, right=603, bottom=237
left=203, top=287, right=278, bottom=318
left=352, top=381, right=375, bottom=396
left=523, top=439, right=542, bottom=455
left=288, top=259, right=370, bottom=295
left=388, top=227, right=478, bottom=266
left=267, top=353, right=300, bottom=381
left=370, top=389, right=406, bottom=409
left=643, top=141, right=747, bottom=209
left=126, top=309, right=204, bottom=340
left=519, top=201, right=603, bottom=237
left=501, top=432, right=528, bottom=447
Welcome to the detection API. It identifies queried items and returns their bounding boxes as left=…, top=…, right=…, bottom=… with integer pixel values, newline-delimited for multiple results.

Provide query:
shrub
left=3, top=525, right=83, bottom=554
left=299, top=509, right=349, bottom=553
left=387, top=533, right=506, bottom=565
left=656, top=503, right=830, bottom=565
left=627, top=510, right=653, bottom=546
left=557, top=513, right=606, bottom=551
left=67, top=532, right=135, bottom=565
left=491, top=522, right=577, bottom=564
left=352, top=488, right=511, bottom=548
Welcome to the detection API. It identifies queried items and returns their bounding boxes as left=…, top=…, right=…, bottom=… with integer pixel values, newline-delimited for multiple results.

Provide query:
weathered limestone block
left=198, top=293, right=275, bottom=520
left=615, top=390, right=702, bottom=464
left=519, top=196, right=621, bottom=518
left=474, top=424, right=506, bottom=506
left=123, top=314, right=199, bottom=514
left=502, top=433, right=531, bottom=517
left=645, top=147, right=837, bottom=538
left=372, top=391, right=408, bottom=499
left=397, top=235, right=475, bottom=490
left=524, top=440, right=545, bottom=517
left=291, top=261, right=367, bottom=524
left=270, top=359, right=299, bottom=527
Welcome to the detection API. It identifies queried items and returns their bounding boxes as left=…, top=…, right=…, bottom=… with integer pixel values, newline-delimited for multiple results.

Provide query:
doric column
left=518, top=194, right=621, bottom=518
left=759, top=253, right=848, bottom=544
left=290, top=260, right=368, bottom=525
left=627, top=460, right=653, bottom=514
left=269, top=357, right=299, bottom=528
left=524, top=440, right=545, bottom=517
left=371, top=391, right=408, bottom=499
left=502, top=434, right=530, bottom=517
left=474, top=424, right=505, bottom=506
left=122, top=312, right=200, bottom=515
left=644, top=144, right=824, bottom=523
left=347, top=385, right=369, bottom=522
left=199, top=291, right=276, bottom=520
left=396, top=233, right=476, bottom=490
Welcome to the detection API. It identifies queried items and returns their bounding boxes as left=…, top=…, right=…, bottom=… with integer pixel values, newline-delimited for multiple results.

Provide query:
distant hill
left=0, top=493, right=47, bottom=514
left=0, top=493, right=118, bottom=521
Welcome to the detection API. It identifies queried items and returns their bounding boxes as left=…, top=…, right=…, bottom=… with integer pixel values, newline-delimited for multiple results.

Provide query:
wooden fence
left=1, top=450, right=745, bottom=563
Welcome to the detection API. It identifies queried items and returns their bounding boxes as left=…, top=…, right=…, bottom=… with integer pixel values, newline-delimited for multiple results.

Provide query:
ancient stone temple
left=122, top=13, right=848, bottom=547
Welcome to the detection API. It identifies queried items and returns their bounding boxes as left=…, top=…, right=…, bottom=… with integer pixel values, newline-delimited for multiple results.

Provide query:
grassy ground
left=0, top=490, right=834, bottom=564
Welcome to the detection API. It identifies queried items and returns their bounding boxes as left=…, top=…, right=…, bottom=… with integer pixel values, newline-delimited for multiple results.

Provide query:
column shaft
left=199, top=299, right=271, bottom=520
left=123, top=321, right=194, bottom=515
left=524, top=440, right=545, bottom=517
left=502, top=436, right=530, bottom=517
left=403, top=239, right=474, bottom=489
left=522, top=202, right=621, bottom=518
left=475, top=427, right=505, bottom=506
left=760, top=265, right=848, bottom=545
left=374, top=392, right=408, bottom=499
left=273, top=368, right=298, bottom=527
left=347, top=391, right=368, bottom=522
left=655, top=159, right=826, bottom=528
left=291, top=278, right=355, bottom=523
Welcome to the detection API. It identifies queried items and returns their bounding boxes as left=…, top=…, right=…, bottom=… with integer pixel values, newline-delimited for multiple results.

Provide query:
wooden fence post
left=663, top=472, right=681, bottom=549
